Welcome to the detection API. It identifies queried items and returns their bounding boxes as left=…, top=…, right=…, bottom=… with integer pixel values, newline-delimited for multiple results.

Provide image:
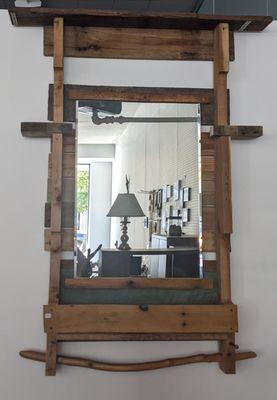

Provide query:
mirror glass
left=75, top=101, right=202, bottom=279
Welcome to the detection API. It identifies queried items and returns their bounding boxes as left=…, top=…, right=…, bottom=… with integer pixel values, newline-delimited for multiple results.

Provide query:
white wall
left=112, top=102, right=199, bottom=248
left=1, top=11, right=277, bottom=400
left=88, top=161, right=112, bottom=252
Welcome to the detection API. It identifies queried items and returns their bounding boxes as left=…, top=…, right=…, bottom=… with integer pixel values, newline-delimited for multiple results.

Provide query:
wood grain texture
left=47, top=177, right=75, bottom=203
left=45, top=333, right=57, bottom=376
left=65, top=277, right=213, bottom=290
left=46, top=17, right=65, bottom=376
left=214, top=23, right=233, bottom=304
left=203, top=260, right=217, bottom=273
left=214, top=136, right=232, bottom=234
left=211, top=125, right=263, bottom=140
left=213, top=23, right=235, bottom=375
left=48, top=84, right=230, bottom=126
left=68, top=85, right=213, bottom=103
left=45, top=228, right=74, bottom=251
left=201, top=133, right=216, bottom=252
left=56, top=332, right=229, bottom=342
left=20, top=350, right=256, bottom=372
left=9, top=8, right=272, bottom=31
left=45, top=202, right=74, bottom=228
left=44, top=26, right=235, bottom=61
left=21, top=122, right=73, bottom=138
left=44, top=304, right=238, bottom=334
left=48, top=152, right=75, bottom=178
left=219, top=332, right=237, bottom=374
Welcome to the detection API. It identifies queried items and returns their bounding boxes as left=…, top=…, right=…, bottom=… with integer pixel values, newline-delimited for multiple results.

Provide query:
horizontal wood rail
left=56, top=333, right=230, bottom=342
left=21, top=122, right=74, bottom=138
left=44, top=304, right=238, bottom=334
left=65, top=277, right=213, bottom=290
left=48, top=84, right=230, bottom=126
left=9, top=8, right=272, bottom=31
left=20, top=350, right=256, bottom=372
left=211, top=125, right=263, bottom=140
left=67, top=85, right=214, bottom=103
left=44, top=26, right=235, bottom=61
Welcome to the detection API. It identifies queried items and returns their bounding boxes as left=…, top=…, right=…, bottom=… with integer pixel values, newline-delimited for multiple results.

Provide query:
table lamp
left=107, top=176, right=145, bottom=250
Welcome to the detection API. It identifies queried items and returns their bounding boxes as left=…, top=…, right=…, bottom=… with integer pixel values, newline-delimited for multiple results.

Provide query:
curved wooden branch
left=20, top=350, right=256, bottom=372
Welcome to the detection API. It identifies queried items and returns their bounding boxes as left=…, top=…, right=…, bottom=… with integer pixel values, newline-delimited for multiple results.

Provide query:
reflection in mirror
left=75, top=101, right=202, bottom=279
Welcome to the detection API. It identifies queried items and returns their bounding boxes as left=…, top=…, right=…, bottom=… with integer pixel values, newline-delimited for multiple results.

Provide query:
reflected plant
left=77, top=170, right=89, bottom=214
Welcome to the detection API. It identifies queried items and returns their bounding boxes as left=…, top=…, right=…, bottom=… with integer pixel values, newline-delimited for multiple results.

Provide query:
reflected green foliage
left=77, top=170, right=89, bottom=213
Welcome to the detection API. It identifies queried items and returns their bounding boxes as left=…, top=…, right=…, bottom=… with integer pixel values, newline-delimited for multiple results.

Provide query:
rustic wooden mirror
left=11, top=6, right=271, bottom=376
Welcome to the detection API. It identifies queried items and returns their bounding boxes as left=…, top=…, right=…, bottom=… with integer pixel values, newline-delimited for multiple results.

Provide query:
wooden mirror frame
left=12, top=8, right=269, bottom=376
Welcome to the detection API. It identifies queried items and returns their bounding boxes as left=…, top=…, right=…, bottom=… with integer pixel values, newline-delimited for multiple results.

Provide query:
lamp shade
left=107, top=193, right=145, bottom=217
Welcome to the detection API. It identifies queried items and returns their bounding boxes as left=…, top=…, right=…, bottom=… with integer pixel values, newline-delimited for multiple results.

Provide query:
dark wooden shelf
left=65, top=277, right=213, bottom=290
left=9, top=8, right=272, bottom=31
left=21, top=122, right=74, bottom=138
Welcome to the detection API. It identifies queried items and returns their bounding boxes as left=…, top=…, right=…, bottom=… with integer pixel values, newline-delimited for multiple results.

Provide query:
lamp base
left=118, top=217, right=131, bottom=250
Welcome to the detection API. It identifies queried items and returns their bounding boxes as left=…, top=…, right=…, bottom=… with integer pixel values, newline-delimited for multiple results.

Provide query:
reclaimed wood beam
left=44, top=26, right=235, bottom=61
left=46, top=16, right=64, bottom=377
left=48, top=84, right=230, bottom=126
left=21, top=122, right=73, bottom=138
left=64, top=277, right=213, bottom=290
left=56, top=332, right=230, bottom=342
left=45, top=202, right=74, bottom=229
left=213, top=22, right=236, bottom=375
left=9, top=8, right=272, bottom=31
left=44, top=304, right=238, bottom=334
left=211, top=125, right=263, bottom=140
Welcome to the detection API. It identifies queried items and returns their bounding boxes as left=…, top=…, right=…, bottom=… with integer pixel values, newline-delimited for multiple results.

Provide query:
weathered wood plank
left=45, top=202, right=74, bottom=228
left=44, top=304, right=238, bottom=334
left=202, top=231, right=216, bottom=252
left=56, top=332, right=229, bottom=342
left=46, top=17, right=64, bottom=376
left=214, top=23, right=233, bottom=300
left=48, top=84, right=230, bottom=125
left=9, top=8, right=272, bottom=31
left=214, top=22, right=235, bottom=375
left=202, top=207, right=216, bottom=231
left=61, top=135, right=76, bottom=153
left=203, top=260, right=217, bottom=273
left=44, top=26, right=235, bottom=61
left=219, top=333, right=237, bottom=374
left=65, top=277, right=213, bottom=290
left=21, top=122, right=73, bottom=138
left=47, top=177, right=75, bottom=203
left=68, top=85, right=213, bottom=103
left=45, top=333, right=57, bottom=376
left=211, top=125, right=263, bottom=140
left=48, top=152, right=75, bottom=178
left=48, top=84, right=76, bottom=122
left=215, top=137, right=232, bottom=234
left=45, top=228, right=74, bottom=251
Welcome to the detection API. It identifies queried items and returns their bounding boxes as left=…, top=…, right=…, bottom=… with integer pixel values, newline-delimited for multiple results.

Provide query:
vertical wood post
left=213, top=23, right=236, bottom=374
left=46, top=17, right=64, bottom=376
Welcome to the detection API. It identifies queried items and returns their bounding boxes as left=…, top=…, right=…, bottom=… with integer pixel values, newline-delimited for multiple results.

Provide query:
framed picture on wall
left=144, top=216, right=149, bottom=228
left=182, top=208, right=191, bottom=224
left=157, top=189, right=162, bottom=209
left=166, top=184, right=172, bottom=200
left=183, top=187, right=191, bottom=202
left=173, top=179, right=182, bottom=200
left=162, top=185, right=168, bottom=203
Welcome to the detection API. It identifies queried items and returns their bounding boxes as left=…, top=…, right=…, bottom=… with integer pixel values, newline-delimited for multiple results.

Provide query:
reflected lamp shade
left=107, top=194, right=145, bottom=218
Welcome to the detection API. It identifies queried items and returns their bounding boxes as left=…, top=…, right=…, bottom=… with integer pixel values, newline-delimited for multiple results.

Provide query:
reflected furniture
left=151, top=234, right=199, bottom=278
left=99, top=247, right=199, bottom=278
